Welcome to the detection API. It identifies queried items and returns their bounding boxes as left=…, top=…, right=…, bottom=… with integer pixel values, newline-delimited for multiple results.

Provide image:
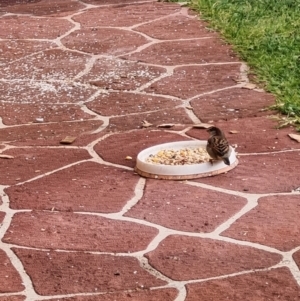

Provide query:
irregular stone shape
left=43, top=288, right=178, bottom=301
left=0, top=249, right=24, bottom=293
left=185, top=267, right=300, bottom=301
left=4, top=211, right=158, bottom=252
left=194, top=152, right=300, bottom=193
left=86, top=92, right=181, bottom=116
left=0, top=211, right=5, bottom=222
left=0, top=148, right=90, bottom=185
left=0, top=0, right=85, bottom=16
left=186, top=117, right=300, bottom=153
left=61, top=28, right=147, bottom=56
left=0, top=40, right=55, bottom=65
left=125, top=38, right=238, bottom=65
left=0, top=16, right=73, bottom=39
left=0, top=103, right=93, bottom=125
left=108, top=108, right=192, bottom=132
left=7, top=162, right=139, bottom=213
left=73, top=3, right=180, bottom=27
left=145, top=235, right=281, bottom=280
left=13, top=248, right=166, bottom=295
left=80, top=57, right=165, bottom=91
left=94, top=129, right=191, bottom=168
left=0, top=81, right=97, bottom=104
left=135, top=15, right=218, bottom=40
left=145, top=64, right=240, bottom=99
left=191, top=88, right=276, bottom=122
left=222, top=195, right=300, bottom=251
left=0, top=297, right=25, bottom=301
left=0, top=120, right=103, bottom=146
left=0, top=49, right=90, bottom=80
left=126, top=179, right=247, bottom=232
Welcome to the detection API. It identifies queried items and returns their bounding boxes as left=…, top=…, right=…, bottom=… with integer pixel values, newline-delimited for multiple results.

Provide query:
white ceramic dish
left=135, top=140, right=238, bottom=180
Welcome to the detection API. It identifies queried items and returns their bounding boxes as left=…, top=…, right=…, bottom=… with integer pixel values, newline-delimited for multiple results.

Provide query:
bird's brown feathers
left=206, top=126, right=231, bottom=165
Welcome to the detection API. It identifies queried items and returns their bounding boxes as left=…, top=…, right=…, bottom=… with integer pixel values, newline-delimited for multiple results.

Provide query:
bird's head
left=207, top=126, right=224, bottom=137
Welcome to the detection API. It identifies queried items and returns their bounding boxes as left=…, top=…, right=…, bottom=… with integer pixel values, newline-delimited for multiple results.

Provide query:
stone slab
left=80, top=57, right=165, bottom=91
left=0, top=148, right=90, bottom=185
left=107, top=108, right=192, bottom=132
left=41, top=289, right=178, bottom=301
left=0, top=0, right=85, bottom=16
left=222, top=195, right=300, bottom=251
left=0, top=49, right=90, bottom=80
left=145, top=64, right=240, bottom=98
left=0, top=103, right=93, bottom=125
left=185, top=267, right=300, bottom=301
left=4, top=211, right=158, bottom=252
left=0, top=297, right=25, bottom=301
left=0, top=40, right=56, bottom=65
left=61, top=28, right=148, bottom=56
left=0, top=81, right=97, bottom=104
left=190, top=88, right=276, bottom=122
left=86, top=92, right=181, bottom=116
left=0, top=120, right=103, bottom=146
left=13, top=248, right=166, bottom=295
left=7, top=162, right=139, bottom=213
left=94, top=129, right=191, bottom=168
left=186, top=116, right=300, bottom=153
left=126, top=179, right=247, bottom=232
left=135, top=15, right=218, bottom=40
left=194, top=151, right=300, bottom=193
left=145, top=235, right=281, bottom=280
left=125, top=38, right=238, bottom=65
left=0, top=249, right=24, bottom=293
left=73, top=3, right=180, bottom=27
left=0, top=16, right=73, bottom=39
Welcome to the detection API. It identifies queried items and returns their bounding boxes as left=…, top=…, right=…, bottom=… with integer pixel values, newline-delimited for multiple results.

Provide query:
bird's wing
left=210, top=136, right=230, bottom=157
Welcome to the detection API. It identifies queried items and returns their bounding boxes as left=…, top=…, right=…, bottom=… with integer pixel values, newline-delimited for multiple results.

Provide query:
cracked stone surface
left=0, top=1, right=299, bottom=300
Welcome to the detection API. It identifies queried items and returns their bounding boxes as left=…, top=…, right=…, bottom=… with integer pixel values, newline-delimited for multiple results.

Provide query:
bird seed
left=146, top=147, right=210, bottom=165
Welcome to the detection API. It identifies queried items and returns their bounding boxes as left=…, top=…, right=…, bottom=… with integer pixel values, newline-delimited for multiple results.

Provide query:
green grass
left=189, top=0, right=300, bottom=127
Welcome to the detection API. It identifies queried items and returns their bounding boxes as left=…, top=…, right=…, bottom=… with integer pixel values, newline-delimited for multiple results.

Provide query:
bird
left=206, top=126, right=231, bottom=165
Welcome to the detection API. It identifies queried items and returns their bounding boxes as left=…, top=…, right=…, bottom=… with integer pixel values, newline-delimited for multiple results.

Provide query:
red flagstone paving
left=145, top=64, right=241, bottom=98
left=86, top=92, right=181, bottom=116
left=4, top=211, right=158, bottom=252
left=125, top=179, right=247, bottom=232
left=13, top=248, right=167, bottom=295
left=43, top=289, right=178, bottom=301
left=0, top=1, right=299, bottom=300
left=7, top=162, right=139, bottom=213
left=186, top=116, right=300, bottom=153
left=190, top=87, right=276, bottom=122
left=0, top=250, right=24, bottom=293
left=0, top=120, right=103, bottom=146
left=125, top=38, right=238, bottom=65
left=221, top=195, right=300, bottom=251
left=0, top=16, right=73, bottom=39
left=0, top=297, right=25, bottom=301
left=145, top=235, right=281, bottom=280
left=185, top=267, right=300, bottom=301
left=0, top=148, right=91, bottom=185
left=80, top=57, right=165, bottom=91
left=0, top=40, right=56, bottom=64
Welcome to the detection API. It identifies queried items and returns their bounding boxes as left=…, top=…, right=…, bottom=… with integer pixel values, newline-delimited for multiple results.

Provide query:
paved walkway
left=1, top=0, right=300, bottom=300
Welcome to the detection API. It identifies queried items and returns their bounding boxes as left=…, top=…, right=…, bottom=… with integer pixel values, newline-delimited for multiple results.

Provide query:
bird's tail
left=223, top=157, right=230, bottom=165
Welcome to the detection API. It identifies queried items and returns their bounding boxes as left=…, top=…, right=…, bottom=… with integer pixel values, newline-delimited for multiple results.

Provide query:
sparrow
left=206, top=126, right=231, bottom=165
